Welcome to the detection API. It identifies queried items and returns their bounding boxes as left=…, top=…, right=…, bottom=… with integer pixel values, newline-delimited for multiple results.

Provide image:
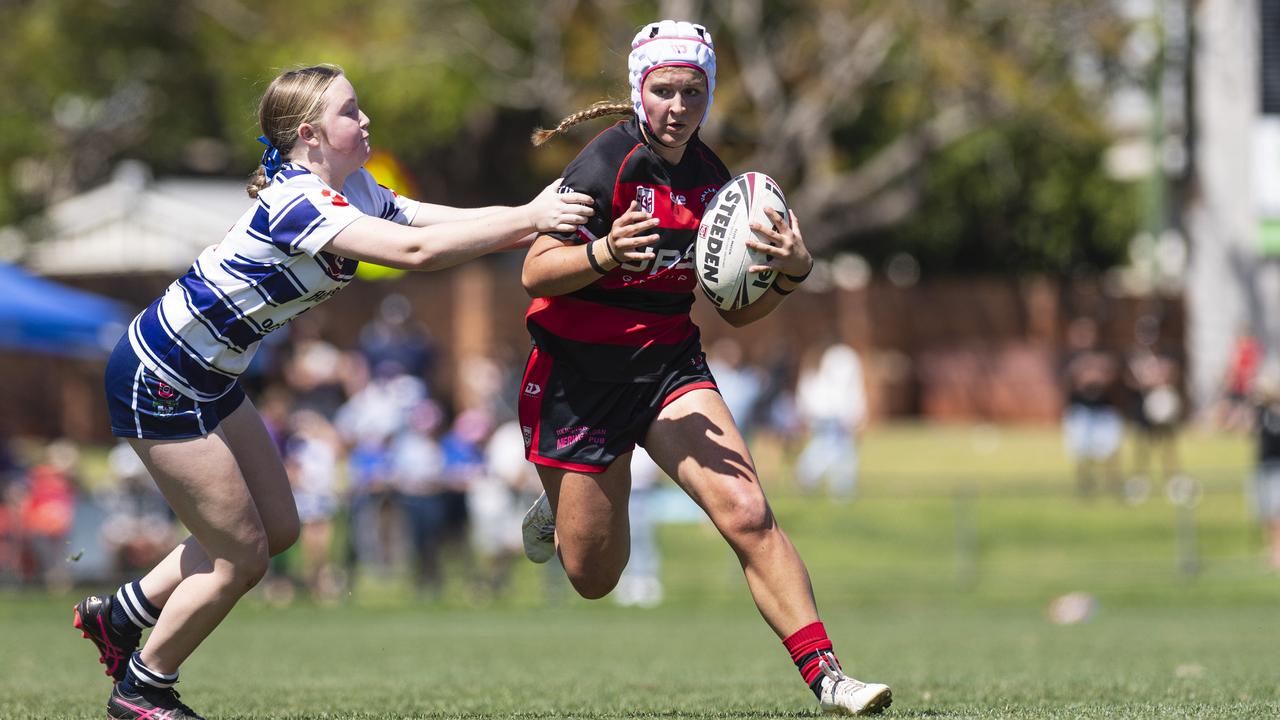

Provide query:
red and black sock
left=783, top=621, right=841, bottom=698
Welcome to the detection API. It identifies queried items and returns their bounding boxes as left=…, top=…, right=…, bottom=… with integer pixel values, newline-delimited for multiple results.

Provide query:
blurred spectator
left=334, top=356, right=429, bottom=445
left=470, top=419, right=540, bottom=601
left=457, top=353, right=509, bottom=422
left=1251, top=371, right=1280, bottom=571
left=283, top=317, right=350, bottom=419
left=358, top=294, right=436, bottom=382
left=488, top=343, right=528, bottom=422
left=755, top=347, right=804, bottom=450
left=1217, top=328, right=1261, bottom=432
left=99, top=441, right=175, bottom=575
left=343, top=438, right=397, bottom=582
left=1125, top=345, right=1185, bottom=500
left=335, top=361, right=427, bottom=580
left=1061, top=317, right=1124, bottom=498
left=707, top=338, right=764, bottom=439
left=256, top=386, right=294, bottom=456
left=614, top=446, right=664, bottom=608
left=18, top=439, right=79, bottom=590
left=0, top=434, right=22, bottom=585
left=284, top=409, right=345, bottom=602
left=388, top=400, right=448, bottom=598
left=794, top=342, right=867, bottom=499
left=436, top=408, right=493, bottom=592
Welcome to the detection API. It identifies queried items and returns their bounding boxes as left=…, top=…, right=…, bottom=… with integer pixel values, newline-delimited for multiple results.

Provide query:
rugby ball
left=695, top=172, right=790, bottom=310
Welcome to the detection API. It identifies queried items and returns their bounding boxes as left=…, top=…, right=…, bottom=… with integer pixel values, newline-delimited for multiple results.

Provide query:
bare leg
left=645, top=389, right=818, bottom=638
left=536, top=456, right=633, bottom=599
left=135, top=398, right=299, bottom=606
left=128, top=400, right=297, bottom=673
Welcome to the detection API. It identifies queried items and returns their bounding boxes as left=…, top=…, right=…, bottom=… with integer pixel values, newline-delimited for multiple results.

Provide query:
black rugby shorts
left=517, top=344, right=719, bottom=473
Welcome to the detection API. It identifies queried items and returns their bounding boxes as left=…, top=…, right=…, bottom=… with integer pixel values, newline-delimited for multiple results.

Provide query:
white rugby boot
left=816, top=652, right=892, bottom=715
left=521, top=492, right=556, bottom=563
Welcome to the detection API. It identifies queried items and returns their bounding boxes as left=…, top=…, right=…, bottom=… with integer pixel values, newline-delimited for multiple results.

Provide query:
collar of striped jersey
left=273, top=163, right=313, bottom=182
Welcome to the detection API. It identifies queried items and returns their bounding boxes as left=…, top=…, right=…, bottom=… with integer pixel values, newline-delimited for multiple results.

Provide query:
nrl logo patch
left=636, top=186, right=655, bottom=215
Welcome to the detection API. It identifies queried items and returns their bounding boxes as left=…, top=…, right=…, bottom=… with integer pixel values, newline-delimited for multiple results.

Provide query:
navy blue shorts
left=105, top=335, right=246, bottom=440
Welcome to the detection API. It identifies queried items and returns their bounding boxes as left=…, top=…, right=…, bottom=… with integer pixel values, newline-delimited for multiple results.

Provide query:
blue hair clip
left=257, top=135, right=283, bottom=178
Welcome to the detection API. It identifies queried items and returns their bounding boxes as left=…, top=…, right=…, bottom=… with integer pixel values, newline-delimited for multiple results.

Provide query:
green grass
left=5, top=598, right=1278, bottom=718
left=4, top=423, right=1279, bottom=718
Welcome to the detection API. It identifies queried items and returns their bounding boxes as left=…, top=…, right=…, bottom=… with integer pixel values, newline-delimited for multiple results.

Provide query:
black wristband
left=771, top=280, right=795, bottom=296
left=586, top=240, right=608, bottom=275
left=604, top=235, right=624, bottom=264
left=783, top=263, right=813, bottom=285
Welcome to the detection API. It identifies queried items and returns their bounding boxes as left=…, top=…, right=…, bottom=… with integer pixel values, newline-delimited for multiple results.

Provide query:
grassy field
left=3, top=423, right=1279, bottom=718
left=4, top=598, right=1278, bottom=718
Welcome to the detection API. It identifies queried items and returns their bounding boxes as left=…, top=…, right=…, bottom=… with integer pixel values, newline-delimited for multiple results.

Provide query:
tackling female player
left=73, top=64, right=593, bottom=719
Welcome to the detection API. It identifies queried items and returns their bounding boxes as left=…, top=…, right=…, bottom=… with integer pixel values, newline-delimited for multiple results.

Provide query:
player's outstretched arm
left=716, top=207, right=812, bottom=327
left=410, top=203, right=509, bottom=227
left=325, top=180, right=593, bottom=271
left=410, top=180, right=591, bottom=230
left=522, top=200, right=660, bottom=298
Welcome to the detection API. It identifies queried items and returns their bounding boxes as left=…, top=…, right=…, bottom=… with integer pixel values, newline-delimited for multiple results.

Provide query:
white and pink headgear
left=629, top=20, right=717, bottom=132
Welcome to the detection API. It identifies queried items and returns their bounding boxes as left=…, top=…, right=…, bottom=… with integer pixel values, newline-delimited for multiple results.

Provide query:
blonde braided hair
left=531, top=100, right=632, bottom=146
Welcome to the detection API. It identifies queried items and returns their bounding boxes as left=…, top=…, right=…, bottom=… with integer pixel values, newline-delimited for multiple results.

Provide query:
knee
left=560, top=554, right=626, bottom=600
left=716, top=487, right=774, bottom=542
left=565, top=569, right=623, bottom=600
left=218, top=537, right=271, bottom=594
left=232, top=550, right=270, bottom=593
left=267, top=512, right=301, bottom=557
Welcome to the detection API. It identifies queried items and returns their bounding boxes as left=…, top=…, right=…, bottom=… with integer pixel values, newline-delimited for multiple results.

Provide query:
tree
left=434, top=0, right=1139, bottom=271
left=1, top=0, right=1139, bottom=274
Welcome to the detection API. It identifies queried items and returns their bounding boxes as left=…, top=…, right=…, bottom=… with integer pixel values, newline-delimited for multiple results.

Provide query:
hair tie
left=257, top=135, right=283, bottom=178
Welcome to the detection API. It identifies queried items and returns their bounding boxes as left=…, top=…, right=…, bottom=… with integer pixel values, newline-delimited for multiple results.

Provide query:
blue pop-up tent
left=0, top=261, right=129, bottom=358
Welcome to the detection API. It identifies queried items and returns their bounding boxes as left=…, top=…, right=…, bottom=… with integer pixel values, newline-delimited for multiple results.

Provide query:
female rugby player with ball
left=72, top=64, right=593, bottom=719
left=517, top=20, right=891, bottom=716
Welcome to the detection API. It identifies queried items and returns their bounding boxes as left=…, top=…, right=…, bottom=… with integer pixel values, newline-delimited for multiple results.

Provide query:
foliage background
left=0, top=0, right=1141, bottom=275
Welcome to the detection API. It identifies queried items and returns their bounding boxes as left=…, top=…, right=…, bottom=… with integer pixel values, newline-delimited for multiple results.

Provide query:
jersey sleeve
left=548, top=140, right=622, bottom=245
left=341, top=168, right=421, bottom=226
left=270, top=176, right=372, bottom=257
left=340, top=167, right=419, bottom=224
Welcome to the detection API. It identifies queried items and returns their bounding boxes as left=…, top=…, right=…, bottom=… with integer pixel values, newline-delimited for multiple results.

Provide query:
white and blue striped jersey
left=127, top=163, right=420, bottom=402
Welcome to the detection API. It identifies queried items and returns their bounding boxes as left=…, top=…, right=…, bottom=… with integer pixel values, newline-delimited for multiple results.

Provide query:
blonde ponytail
left=246, top=165, right=270, bottom=199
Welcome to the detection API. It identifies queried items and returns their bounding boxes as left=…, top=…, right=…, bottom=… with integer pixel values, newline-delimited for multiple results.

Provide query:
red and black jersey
left=527, top=117, right=731, bottom=382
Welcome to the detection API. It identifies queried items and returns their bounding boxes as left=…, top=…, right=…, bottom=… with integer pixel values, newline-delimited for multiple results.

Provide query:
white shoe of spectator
left=816, top=653, right=892, bottom=715
left=521, top=492, right=556, bottom=564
